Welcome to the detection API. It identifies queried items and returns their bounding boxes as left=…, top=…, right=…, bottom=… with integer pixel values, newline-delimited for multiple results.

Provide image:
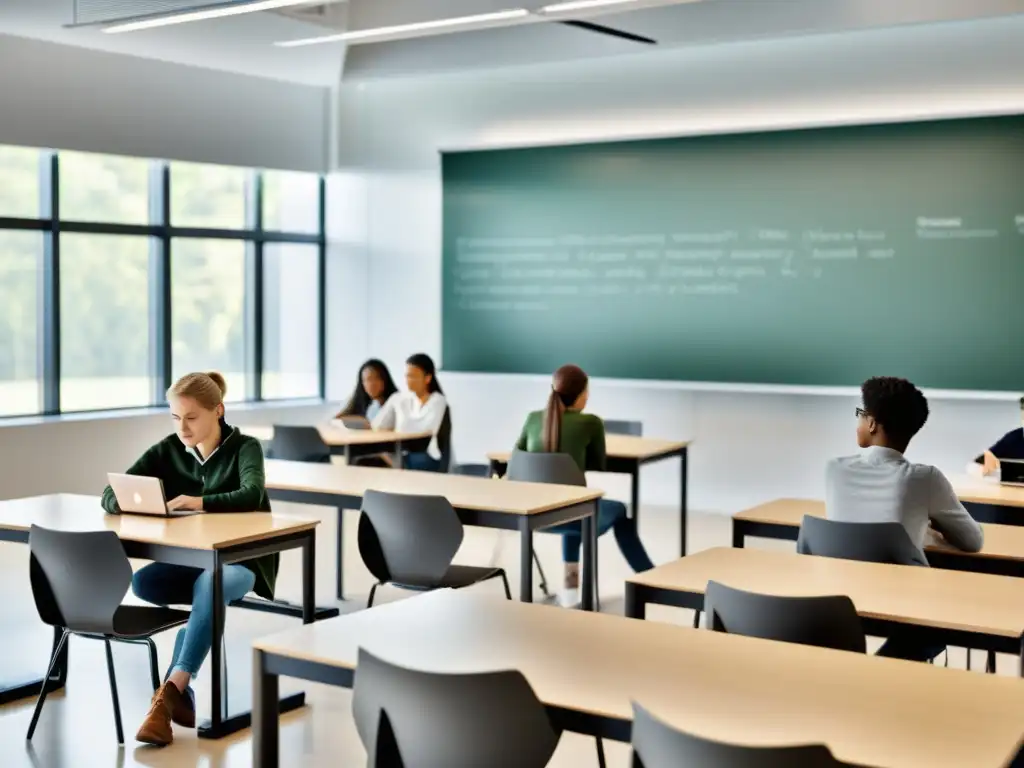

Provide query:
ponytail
left=543, top=364, right=590, bottom=453
left=542, top=390, right=566, bottom=453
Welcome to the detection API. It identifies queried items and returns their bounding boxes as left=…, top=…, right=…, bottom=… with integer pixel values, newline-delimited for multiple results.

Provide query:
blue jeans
left=551, top=499, right=655, bottom=573
left=404, top=451, right=442, bottom=472
left=132, top=563, right=256, bottom=681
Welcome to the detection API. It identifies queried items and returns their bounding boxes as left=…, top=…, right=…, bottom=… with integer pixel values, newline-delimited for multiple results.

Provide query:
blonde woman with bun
left=100, top=371, right=275, bottom=746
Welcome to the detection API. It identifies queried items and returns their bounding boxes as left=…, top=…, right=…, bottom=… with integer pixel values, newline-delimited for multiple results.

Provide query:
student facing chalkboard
left=977, top=397, right=1024, bottom=476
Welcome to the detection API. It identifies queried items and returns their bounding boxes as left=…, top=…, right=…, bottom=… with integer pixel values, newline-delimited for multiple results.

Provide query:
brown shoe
left=169, top=685, right=196, bottom=728
left=135, top=681, right=182, bottom=746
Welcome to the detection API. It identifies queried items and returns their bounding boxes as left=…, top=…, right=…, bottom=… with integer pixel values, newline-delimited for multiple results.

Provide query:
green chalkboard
left=441, top=116, right=1024, bottom=391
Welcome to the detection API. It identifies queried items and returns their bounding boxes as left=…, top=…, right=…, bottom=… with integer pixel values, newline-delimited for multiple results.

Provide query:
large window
left=0, top=144, right=325, bottom=417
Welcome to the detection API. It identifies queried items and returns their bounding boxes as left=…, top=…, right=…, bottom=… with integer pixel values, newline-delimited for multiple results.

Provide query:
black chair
left=705, top=581, right=866, bottom=654
left=270, top=424, right=331, bottom=464
left=26, top=525, right=191, bottom=744
left=353, top=648, right=561, bottom=768
left=631, top=701, right=844, bottom=768
left=359, top=489, right=511, bottom=608
left=338, top=414, right=371, bottom=430
left=604, top=419, right=643, bottom=437
left=796, top=516, right=926, bottom=566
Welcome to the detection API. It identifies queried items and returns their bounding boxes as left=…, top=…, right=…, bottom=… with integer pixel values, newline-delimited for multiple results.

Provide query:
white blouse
left=372, top=391, right=448, bottom=459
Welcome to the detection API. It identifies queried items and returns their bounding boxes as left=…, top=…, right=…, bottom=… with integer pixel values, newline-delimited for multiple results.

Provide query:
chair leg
left=26, top=629, right=70, bottom=740
left=596, top=736, right=607, bottom=768
left=144, top=638, right=161, bottom=691
left=104, top=640, right=125, bottom=745
left=532, top=549, right=551, bottom=597
left=367, top=583, right=379, bottom=609
left=499, top=570, right=512, bottom=600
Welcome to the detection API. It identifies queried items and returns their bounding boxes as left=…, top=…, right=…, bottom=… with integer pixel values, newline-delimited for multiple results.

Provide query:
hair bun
left=206, top=371, right=228, bottom=397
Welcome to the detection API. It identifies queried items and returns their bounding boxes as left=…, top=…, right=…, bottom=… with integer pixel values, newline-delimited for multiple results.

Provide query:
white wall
left=332, top=15, right=1024, bottom=512
left=0, top=33, right=330, bottom=171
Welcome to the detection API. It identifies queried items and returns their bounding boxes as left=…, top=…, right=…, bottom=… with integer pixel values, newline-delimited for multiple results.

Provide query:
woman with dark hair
left=336, top=359, right=399, bottom=424
left=515, top=364, right=654, bottom=605
left=372, top=353, right=448, bottom=472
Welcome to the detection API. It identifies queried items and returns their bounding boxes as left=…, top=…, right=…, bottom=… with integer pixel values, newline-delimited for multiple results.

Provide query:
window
left=60, top=151, right=150, bottom=224
left=0, top=232, right=42, bottom=416
left=263, top=170, right=320, bottom=234
left=60, top=234, right=152, bottom=411
left=263, top=243, right=320, bottom=399
left=0, top=145, right=42, bottom=219
left=171, top=239, right=247, bottom=401
left=170, top=161, right=248, bottom=230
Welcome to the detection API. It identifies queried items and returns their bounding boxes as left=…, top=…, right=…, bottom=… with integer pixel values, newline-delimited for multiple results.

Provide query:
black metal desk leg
left=680, top=448, right=689, bottom=556
left=581, top=506, right=595, bottom=612
left=1019, top=638, right=1024, bottom=678
left=253, top=650, right=279, bottom=768
left=394, top=440, right=404, bottom=469
left=302, top=532, right=316, bottom=625
left=519, top=523, right=534, bottom=603
left=335, top=506, right=345, bottom=601
left=624, top=584, right=645, bottom=620
left=629, top=465, right=640, bottom=526
left=0, top=624, right=68, bottom=705
left=211, top=556, right=225, bottom=729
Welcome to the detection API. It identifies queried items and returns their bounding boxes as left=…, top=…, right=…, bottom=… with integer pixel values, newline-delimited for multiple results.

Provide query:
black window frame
left=0, top=150, right=326, bottom=416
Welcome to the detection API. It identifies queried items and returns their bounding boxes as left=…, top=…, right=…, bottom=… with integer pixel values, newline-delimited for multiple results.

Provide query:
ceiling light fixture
left=275, top=8, right=531, bottom=47
left=102, top=0, right=316, bottom=34
left=540, top=0, right=640, bottom=12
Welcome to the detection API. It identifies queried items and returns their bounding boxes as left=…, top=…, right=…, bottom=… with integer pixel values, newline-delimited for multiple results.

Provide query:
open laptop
left=106, top=473, right=199, bottom=517
left=1001, top=459, right=1024, bottom=487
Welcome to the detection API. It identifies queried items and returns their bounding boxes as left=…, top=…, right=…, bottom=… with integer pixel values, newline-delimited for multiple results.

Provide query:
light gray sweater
left=825, top=446, right=984, bottom=558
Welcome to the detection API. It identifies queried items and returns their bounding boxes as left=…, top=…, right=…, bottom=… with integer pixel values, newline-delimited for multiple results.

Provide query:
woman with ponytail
left=514, top=364, right=654, bottom=605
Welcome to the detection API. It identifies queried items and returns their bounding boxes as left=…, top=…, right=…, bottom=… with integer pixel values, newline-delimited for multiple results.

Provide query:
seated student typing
left=372, top=353, right=448, bottom=472
left=826, top=376, right=983, bottom=661
left=516, top=364, right=655, bottom=607
left=977, top=396, right=1024, bottom=476
left=335, top=358, right=399, bottom=425
left=100, top=372, right=276, bottom=746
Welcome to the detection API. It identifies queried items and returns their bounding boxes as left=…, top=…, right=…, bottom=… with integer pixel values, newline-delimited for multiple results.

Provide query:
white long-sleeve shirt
left=825, top=446, right=984, bottom=559
left=372, top=391, right=448, bottom=459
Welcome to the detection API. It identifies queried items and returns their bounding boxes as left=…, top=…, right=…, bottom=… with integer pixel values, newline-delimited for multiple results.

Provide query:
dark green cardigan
left=515, top=409, right=607, bottom=473
left=101, top=422, right=277, bottom=600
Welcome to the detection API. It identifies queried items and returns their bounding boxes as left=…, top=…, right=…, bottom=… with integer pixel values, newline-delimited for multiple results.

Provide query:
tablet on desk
left=107, top=473, right=199, bottom=517
left=1000, top=459, right=1024, bottom=487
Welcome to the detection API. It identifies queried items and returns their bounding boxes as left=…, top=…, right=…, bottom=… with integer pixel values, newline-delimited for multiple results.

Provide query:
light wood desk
left=950, top=475, right=1024, bottom=526
left=626, top=547, right=1024, bottom=675
left=732, top=498, right=1024, bottom=578
left=244, top=424, right=432, bottom=463
left=264, top=459, right=604, bottom=607
left=487, top=434, right=692, bottom=555
left=252, top=589, right=1024, bottom=768
left=0, top=493, right=322, bottom=739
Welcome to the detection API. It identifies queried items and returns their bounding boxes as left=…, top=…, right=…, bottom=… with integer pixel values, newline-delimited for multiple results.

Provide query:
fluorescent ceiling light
left=103, top=0, right=315, bottom=34
left=540, top=0, right=639, bottom=12
left=275, top=8, right=530, bottom=47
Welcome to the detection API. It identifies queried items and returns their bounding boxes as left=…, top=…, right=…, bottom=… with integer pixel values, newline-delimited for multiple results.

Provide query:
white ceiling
left=1, top=0, right=1023, bottom=86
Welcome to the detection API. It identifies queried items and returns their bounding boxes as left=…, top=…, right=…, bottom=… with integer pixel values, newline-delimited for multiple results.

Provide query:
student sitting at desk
left=826, top=376, right=983, bottom=661
left=335, top=358, right=399, bottom=425
left=372, top=353, right=449, bottom=472
left=516, top=363, right=655, bottom=607
left=976, top=397, right=1024, bottom=476
left=100, top=371, right=276, bottom=746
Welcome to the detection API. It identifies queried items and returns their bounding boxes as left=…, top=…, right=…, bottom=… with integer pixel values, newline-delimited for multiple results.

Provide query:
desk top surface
left=243, top=424, right=431, bottom=447
left=0, top=494, right=318, bottom=550
left=628, top=546, right=1024, bottom=638
left=734, top=498, right=1024, bottom=561
left=254, top=590, right=1024, bottom=768
left=487, top=434, right=689, bottom=463
left=947, top=475, right=1024, bottom=508
left=265, top=460, right=603, bottom=515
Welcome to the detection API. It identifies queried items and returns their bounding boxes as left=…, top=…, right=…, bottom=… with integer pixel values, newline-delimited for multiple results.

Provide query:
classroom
left=2, top=1, right=1024, bottom=767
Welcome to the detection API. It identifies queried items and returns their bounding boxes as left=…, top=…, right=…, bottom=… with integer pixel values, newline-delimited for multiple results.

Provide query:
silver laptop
left=1000, top=459, right=1024, bottom=487
left=106, top=473, right=199, bottom=517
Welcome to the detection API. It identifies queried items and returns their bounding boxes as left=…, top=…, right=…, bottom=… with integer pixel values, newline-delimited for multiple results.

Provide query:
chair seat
left=394, top=565, right=505, bottom=592
left=110, top=605, right=191, bottom=638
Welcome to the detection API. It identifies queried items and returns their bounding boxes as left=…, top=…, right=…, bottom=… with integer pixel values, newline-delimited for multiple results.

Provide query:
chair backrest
left=436, top=406, right=454, bottom=473
left=631, top=702, right=843, bottom=768
left=29, top=525, right=132, bottom=635
left=452, top=463, right=491, bottom=478
left=270, top=425, right=331, bottom=463
left=705, top=581, right=866, bottom=654
left=506, top=450, right=586, bottom=487
left=604, top=419, right=643, bottom=437
left=353, top=648, right=561, bottom=768
left=796, top=516, right=927, bottom=567
left=359, top=490, right=463, bottom=587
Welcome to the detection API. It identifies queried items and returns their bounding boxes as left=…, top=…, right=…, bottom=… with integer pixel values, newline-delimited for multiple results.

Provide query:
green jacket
left=101, top=422, right=277, bottom=600
left=515, top=410, right=607, bottom=473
